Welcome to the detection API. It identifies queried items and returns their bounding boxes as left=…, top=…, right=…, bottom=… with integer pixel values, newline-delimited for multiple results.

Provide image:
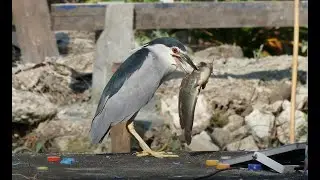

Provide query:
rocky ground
left=12, top=31, right=308, bottom=154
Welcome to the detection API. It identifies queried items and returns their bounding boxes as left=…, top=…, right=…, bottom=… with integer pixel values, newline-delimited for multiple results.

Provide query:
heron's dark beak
left=180, top=53, right=198, bottom=71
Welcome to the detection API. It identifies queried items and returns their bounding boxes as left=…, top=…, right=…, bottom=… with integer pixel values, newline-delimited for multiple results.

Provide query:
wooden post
left=12, top=0, right=59, bottom=64
left=92, top=3, right=135, bottom=153
left=289, top=0, right=300, bottom=144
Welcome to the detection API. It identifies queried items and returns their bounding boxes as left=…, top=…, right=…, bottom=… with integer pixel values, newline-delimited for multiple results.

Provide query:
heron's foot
left=135, top=150, right=179, bottom=158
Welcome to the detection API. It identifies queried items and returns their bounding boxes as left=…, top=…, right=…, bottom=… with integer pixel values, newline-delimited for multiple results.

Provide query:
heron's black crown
left=147, top=37, right=187, bottom=52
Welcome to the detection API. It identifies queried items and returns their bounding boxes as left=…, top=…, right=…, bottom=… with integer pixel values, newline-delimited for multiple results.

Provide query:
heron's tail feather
left=90, top=108, right=111, bottom=144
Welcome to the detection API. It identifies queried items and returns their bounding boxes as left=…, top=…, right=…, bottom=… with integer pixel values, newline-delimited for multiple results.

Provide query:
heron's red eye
left=172, top=47, right=178, bottom=54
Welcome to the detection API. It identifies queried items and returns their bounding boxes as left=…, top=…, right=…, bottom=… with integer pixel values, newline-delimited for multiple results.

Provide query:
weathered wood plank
left=51, top=1, right=308, bottom=31
left=134, top=1, right=308, bottom=29
left=52, top=16, right=105, bottom=31
left=13, top=0, right=59, bottom=63
left=92, top=4, right=135, bottom=153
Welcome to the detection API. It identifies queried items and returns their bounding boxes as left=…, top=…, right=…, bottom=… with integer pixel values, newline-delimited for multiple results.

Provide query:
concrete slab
left=12, top=151, right=306, bottom=180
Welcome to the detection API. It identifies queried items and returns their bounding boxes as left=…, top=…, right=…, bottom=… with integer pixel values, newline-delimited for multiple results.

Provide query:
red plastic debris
left=47, top=156, right=61, bottom=162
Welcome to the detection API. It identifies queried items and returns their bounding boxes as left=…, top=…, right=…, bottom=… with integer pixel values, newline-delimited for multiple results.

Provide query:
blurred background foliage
left=49, top=0, right=308, bottom=58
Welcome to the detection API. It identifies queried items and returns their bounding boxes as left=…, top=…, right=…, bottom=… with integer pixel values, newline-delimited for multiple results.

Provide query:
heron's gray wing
left=93, top=48, right=149, bottom=118
left=90, top=48, right=165, bottom=144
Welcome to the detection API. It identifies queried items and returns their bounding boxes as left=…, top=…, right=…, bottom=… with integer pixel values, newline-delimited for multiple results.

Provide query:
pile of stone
left=12, top=31, right=308, bottom=153
left=158, top=51, right=308, bottom=152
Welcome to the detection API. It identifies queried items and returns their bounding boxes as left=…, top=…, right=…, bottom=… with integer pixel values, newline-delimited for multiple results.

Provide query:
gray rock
left=57, top=102, right=95, bottom=121
left=241, top=105, right=253, bottom=117
left=56, top=52, right=94, bottom=73
left=296, top=86, right=308, bottom=110
left=187, top=131, right=220, bottom=151
left=223, top=114, right=244, bottom=132
left=279, top=87, right=307, bottom=111
left=194, top=45, right=244, bottom=61
left=12, top=61, right=90, bottom=105
left=230, top=126, right=248, bottom=141
left=282, top=100, right=291, bottom=110
left=269, top=101, right=284, bottom=113
left=161, top=95, right=211, bottom=136
left=252, top=100, right=283, bottom=114
left=245, top=109, right=275, bottom=146
left=276, top=108, right=308, bottom=144
left=12, top=88, right=57, bottom=124
left=53, top=135, right=111, bottom=153
left=34, top=113, right=111, bottom=153
left=226, top=136, right=259, bottom=151
left=269, top=84, right=291, bottom=104
left=211, top=128, right=231, bottom=148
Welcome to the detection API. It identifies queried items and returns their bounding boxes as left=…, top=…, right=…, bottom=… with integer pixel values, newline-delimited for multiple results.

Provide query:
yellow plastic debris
left=37, top=166, right=48, bottom=171
left=205, top=160, right=219, bottom=167
left=216, top=163, right=230, bottom=170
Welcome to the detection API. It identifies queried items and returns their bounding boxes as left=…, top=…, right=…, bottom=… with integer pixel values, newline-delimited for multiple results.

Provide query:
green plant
left=301, top=40, right=308, bottom=54
left=135, top=29, right=175, bottom=45
left=253, top=44, right=264, bottom=59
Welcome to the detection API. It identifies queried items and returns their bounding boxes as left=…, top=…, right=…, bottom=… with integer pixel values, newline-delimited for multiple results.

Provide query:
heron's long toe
left=135, top=150, right=179, bottom=158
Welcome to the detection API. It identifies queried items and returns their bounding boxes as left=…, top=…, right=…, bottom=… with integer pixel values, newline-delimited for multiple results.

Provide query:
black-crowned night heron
left=90, top=37, right=198, bottom=158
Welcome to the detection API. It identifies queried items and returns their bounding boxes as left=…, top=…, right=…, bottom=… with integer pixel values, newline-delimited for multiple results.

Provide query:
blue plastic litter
left=248, top=164, right=262, bottom=171
left=60, top=158, right=75, bottom=165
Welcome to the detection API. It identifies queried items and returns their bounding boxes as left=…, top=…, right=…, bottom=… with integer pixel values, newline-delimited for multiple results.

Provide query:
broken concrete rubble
left=12, top=88, right=57, bottom=124
left=12, top=34, right=308, bottom=153
left=187, top=131, right=220, bottom=151
left=276, top=108, right=307, bottom=144
left=226, top=135, right=259, bottom=151
left=245, top=109, right=275, bottom=148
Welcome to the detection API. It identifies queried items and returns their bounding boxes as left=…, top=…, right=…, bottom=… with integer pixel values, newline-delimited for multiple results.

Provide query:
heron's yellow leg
left=127, top=122, right=178, bottom=158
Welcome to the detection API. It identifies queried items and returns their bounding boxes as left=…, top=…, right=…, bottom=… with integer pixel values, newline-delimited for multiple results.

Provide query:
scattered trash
left=248, top=164, right=262, bottom=171
left=37, top=166, right=49, bottom=171
left=220, top=156, right=231, bottom=160
left=113, top=176, right=124, bottom=179
left=47, top=156, right=61, bottom=163
left=60, top=157, right=76, bottom=165
left=253, top=152, right=283, bottom=173
left=173, top=162, right=181, bottom=165
left=12, top=162, right=21, bottom=166
left=216, top=163, right=230, bottom=170
left=206, top=160, right=219, bottom=167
